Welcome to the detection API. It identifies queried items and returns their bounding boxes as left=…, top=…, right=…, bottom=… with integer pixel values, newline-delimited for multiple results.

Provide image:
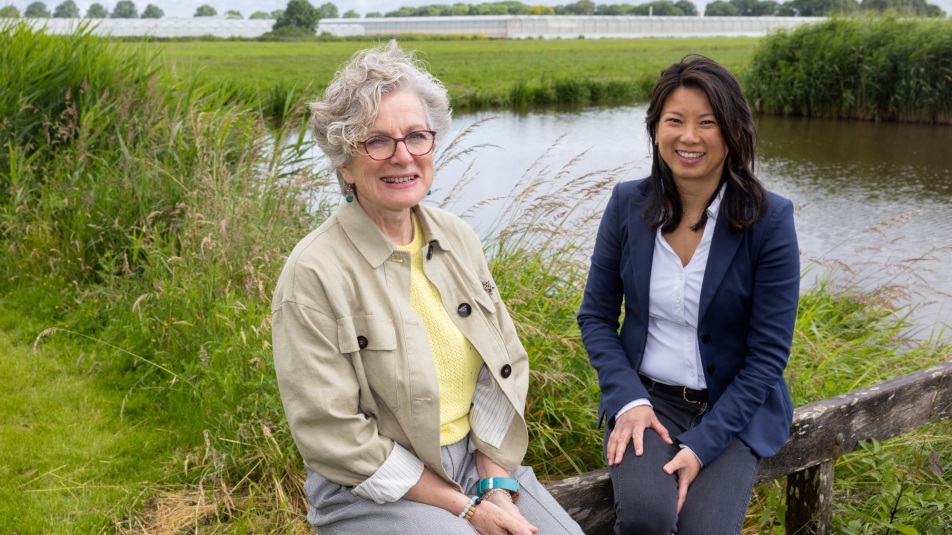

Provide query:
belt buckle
left=682, top=386, right=701, bottom=405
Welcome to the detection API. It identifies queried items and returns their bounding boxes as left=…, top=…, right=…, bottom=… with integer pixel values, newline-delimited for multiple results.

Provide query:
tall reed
left=1, top=22, right=329, bottom=526
left=744, top=16, right=952, bottom=124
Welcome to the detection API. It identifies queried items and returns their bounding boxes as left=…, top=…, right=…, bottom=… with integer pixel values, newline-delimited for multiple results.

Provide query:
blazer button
left=500, top=364, right=512, bottom=378
left=458, top=303, right=472, bottom=317
left=701, top=333, right=711, bottom=343
left=707, top=364, right=716, bottom=375
left=357, top=336, right=368, bottom=350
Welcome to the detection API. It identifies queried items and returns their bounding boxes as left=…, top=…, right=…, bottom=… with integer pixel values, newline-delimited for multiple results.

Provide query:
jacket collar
left=337, top=200, right=454, bottom=269
left=627, top=180, right=654, bottom=321
left=626, top=179, right=738, bottom=323
left=699, top=200, right=744, bottom=322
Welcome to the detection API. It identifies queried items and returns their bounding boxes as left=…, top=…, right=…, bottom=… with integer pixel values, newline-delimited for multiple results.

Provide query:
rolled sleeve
left=469, top=366, right=516, bottom=450
left=352, top=442, right=425, bottom=503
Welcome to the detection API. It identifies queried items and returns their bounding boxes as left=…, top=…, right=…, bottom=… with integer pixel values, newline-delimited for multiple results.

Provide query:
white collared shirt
left=616, top=185, right=725, bottom=422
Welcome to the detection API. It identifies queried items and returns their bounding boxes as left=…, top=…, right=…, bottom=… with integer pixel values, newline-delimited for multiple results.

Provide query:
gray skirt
left=304, top=437, right=584, bottom=534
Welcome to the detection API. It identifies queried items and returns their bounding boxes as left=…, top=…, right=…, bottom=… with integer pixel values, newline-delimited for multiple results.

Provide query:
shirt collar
left=706, top=183, right=727, bottom=221
left=337, top=200, right=453, bottom=268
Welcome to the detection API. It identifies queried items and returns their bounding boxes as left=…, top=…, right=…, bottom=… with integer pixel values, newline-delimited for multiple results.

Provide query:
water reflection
left=758, top=116, right=952, bottom=199
left=756, top=115, right=952, bottom=316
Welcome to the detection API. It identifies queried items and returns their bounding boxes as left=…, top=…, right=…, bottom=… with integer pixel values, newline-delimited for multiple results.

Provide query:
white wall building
left=319, top=15, right=825, bottom=39
left=20, top=17, right=275, bottom=38
left=20, top=15, right=824, bottom=40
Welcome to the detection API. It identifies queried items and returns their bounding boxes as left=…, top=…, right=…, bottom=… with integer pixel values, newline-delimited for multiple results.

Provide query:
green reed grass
left=1, top=20, right=328, bottom=531
left=744, top=16, right=952, bottom=124
left=1, top=21, right=950, bottom=534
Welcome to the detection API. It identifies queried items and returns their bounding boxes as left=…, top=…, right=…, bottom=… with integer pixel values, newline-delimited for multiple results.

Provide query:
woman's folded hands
left=470, top=492, right=538, bottom=535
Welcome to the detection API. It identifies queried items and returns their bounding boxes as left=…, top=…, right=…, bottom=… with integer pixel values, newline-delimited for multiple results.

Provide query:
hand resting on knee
left=607, top=405, right=673, bottom=466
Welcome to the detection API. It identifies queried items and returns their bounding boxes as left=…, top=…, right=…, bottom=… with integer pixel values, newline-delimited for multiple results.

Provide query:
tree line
left=0, top=0, right=943, bottom=20
left=709, top=0, right=946, bottom=16
left=382, top=0, right=945, bottom=17
left=0, top=1, right=343, bottom=19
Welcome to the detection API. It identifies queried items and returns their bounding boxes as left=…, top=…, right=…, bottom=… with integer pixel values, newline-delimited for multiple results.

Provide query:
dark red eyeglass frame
left=360, top=130, right=437, bottom=161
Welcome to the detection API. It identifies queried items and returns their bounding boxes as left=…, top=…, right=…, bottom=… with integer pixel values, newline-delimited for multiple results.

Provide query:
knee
left=614, top=496, right=677, bottom=535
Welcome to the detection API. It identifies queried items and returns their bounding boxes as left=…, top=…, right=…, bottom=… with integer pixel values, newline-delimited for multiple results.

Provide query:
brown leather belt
left=639, top=375, right=709, bottom=404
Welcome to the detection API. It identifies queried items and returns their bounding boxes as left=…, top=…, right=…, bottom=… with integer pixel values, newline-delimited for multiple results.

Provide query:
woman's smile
left=379, top=173, right=419, bottom=185
left=674, top=150, right=706, bottom=164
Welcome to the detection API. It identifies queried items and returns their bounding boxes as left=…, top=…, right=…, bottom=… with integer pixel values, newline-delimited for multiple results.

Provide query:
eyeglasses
left=360, top=130, right=437, bottom=161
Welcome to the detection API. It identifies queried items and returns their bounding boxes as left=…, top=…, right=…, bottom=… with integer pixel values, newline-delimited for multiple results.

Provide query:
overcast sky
left=6, top=0, right=951, bottom=19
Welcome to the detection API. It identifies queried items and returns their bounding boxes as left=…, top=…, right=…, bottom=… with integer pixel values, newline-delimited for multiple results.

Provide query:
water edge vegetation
left=1, top=20, right=951, bottom=534
left=745, top=16, right=952, bottom=124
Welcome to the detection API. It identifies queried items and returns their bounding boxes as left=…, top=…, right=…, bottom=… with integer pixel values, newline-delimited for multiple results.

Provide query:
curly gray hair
left=309, top=40, right=452, bottom=194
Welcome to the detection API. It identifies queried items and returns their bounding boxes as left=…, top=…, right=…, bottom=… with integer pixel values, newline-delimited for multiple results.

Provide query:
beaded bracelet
left=458, top=495, right=482, bottom=520
left=464, top=500, right=479, bottom=521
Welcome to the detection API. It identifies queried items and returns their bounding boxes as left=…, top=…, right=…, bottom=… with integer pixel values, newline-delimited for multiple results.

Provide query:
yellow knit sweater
left=396, top=214, right=483, bottom=445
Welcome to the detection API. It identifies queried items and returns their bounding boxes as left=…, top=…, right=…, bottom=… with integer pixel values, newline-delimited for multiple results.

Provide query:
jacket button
left=500, top=364, right=512, bottom=378
left=707, top=364, right=716, bottom=375
left=701, top=333, right=711, bottom=343
left=458, top=303, right=472, bottom=317
left=357, top=336, right=368, bottom=350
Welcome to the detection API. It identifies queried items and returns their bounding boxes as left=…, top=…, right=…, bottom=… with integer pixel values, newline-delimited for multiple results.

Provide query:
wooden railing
left=543, top=361, right=952, bottom=535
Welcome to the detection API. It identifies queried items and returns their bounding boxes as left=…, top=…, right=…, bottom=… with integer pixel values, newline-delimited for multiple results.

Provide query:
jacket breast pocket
left=337, top=315, right=400, bottom=409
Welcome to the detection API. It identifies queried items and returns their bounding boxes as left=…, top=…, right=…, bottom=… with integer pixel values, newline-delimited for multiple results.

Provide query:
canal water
left=307, top=105, right=952, bottom=331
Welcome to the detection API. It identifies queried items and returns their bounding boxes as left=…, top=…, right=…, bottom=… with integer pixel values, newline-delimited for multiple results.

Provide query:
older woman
left=271, top=42, right=583, bottom=535
left=578, top=55, right=800, bottom=534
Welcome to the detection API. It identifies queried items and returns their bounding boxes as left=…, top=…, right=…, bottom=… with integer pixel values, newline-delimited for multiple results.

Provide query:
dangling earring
left=427, top=189, right=431, bottom=196
left=344, top=183, right=355, bottom=203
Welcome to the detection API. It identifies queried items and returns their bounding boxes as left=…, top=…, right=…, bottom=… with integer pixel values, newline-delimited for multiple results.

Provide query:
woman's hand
left=484, top=491, right=538, bottom=534
left=472, top=450, right=537, bottom=534
left=607, top=405, right=673, bottom=466
left=469, top=499, right=534, bottom=535
left=663, top=448, right=701, bottom=513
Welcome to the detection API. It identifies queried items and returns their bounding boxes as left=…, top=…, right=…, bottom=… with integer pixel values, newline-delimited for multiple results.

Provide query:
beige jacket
left=271, top=200, right=529, bottom=503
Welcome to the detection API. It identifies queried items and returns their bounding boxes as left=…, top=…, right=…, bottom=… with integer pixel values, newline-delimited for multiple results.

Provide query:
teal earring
left=345, top=183, right=354, bottom=203
left=427, top=189, right=431, bottom=196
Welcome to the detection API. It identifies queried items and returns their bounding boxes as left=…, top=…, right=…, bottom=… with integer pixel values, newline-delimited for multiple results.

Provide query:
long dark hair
left=643, top=55, right=768, bottom=234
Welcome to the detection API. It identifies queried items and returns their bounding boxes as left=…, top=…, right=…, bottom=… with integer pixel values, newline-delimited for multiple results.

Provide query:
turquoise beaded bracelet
left=458, top=495, right=481, bottom=520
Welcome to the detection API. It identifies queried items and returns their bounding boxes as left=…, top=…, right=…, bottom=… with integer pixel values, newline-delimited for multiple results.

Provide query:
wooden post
left=784, top=459, right=835, bottom=535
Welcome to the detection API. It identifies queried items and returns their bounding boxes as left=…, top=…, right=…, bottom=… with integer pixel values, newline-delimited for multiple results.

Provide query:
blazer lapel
left=699, top=209, right=744, bottom=322
left=626, top=183, right=654, bottom=322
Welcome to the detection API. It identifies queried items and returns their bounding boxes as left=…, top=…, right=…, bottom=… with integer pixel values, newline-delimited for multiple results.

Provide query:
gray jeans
left=605, top=383, right=760, bottom=535
left=305, top=437, right=584, bottom=534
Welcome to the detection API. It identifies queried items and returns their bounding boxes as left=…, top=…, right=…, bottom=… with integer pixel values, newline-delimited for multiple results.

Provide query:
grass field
left=0, top=298, right=187, bottom=534
left=146, top=37, right=761, bottom=110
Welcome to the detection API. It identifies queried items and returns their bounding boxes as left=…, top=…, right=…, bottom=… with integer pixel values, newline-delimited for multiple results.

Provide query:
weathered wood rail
left=543, top=361, right=952, bottom=535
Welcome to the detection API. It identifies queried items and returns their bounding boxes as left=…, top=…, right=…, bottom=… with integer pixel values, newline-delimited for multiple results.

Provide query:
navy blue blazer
left=577, top=178, right=800, bottom=466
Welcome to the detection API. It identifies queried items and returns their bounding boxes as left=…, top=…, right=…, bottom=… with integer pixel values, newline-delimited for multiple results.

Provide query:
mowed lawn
left=0, top=302, right=190, bottom=534
left=145, top=37, right=761, bottom=100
